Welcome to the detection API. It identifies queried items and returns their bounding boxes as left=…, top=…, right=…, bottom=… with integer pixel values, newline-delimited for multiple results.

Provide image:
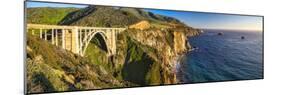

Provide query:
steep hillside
left=26, top=33, right=134, bottom=93
left=26, top=7, right=79, bottom=25
left=59, top=6, right=185, bottom=28
left=119, top=8, right=183, bottom=24
left=59, top=6, right=140, bottom=27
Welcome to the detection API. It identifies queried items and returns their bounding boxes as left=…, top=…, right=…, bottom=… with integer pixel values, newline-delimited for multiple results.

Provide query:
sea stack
left=217, top=32, right=223, bottom=35
left=241, top=36, right=245, bottom=39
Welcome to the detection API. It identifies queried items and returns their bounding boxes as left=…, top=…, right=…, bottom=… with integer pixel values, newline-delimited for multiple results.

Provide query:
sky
left=26, top=2, right=87, bottom=8
left=26, top=1, right=263, bottom=31
left=147, top=9, right=263, bottom=31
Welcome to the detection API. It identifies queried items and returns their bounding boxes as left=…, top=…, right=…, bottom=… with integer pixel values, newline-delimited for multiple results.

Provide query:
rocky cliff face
left=125, top=21, right=201, bottom=84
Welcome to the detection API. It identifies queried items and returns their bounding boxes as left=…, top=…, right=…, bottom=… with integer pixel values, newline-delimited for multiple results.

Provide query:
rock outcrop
left=125, top=21, right=201, bottom=84
left=129, top=20, right=151, bottom=30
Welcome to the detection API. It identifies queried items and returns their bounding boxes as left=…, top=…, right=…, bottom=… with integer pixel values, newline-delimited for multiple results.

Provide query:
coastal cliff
left=26, top=6, right=201, bottom=93
left=125, top=20, right=201, bottom=84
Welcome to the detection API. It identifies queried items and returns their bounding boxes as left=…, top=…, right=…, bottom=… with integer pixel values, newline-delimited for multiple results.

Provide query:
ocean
left=178, top=29, right=263, bottom=83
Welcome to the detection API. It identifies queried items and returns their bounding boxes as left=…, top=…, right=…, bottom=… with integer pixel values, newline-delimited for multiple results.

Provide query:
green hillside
left=26, top=32, right=134, bottom=93
left=27, top=7, right=79, bottom=25
left=59, top=6, right=140, bottom=27
left=59, top=6, right=184, bottom=27
left=119, top=8, right=182, bottom=24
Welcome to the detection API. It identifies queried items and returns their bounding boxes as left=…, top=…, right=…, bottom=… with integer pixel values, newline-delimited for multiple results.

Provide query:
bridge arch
left=81, top=31, right=110, bottom=56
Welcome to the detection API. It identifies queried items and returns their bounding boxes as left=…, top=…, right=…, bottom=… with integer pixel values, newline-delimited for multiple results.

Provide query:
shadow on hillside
left=32, top=73, right=55, bottom=93
left=59, top=6, right=96, bottom=25
left=121, top=50, right=153, bottom=85
left=90, top=33, right=108, bottom=52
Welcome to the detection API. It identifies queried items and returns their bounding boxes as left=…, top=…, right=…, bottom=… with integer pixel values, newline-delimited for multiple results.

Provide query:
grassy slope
left=119, top=8, right=182, bottom=24
left=27, top=7, right=79, bottom=25
left=121, top=34, right=162, bottom=85
left=60, top=6, right=141, bottom=27
left=26, top=33, right=129, bottom=93
left=59, top=6, right=184, bottom=28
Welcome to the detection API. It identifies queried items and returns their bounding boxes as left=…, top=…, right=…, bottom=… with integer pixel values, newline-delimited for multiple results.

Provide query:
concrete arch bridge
left=27, top=24, right=126, bottom=56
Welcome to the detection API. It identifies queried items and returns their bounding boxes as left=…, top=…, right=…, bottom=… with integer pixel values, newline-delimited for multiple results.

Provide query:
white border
left=1, top=0, right=281, bottom=95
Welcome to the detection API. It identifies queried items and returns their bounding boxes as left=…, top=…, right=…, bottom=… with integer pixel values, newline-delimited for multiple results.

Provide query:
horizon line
left=200, top=28, right=263, bottom=32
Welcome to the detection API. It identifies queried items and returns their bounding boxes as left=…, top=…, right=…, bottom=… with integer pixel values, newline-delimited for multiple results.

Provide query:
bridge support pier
left=51, top=29, right=54, bottom=44
left=39, top=29, right=42, bottom=39
left=44, top=29, right=47, bottom=40
left=55, top=29, right=58, bottom=46
left=62, top=29, right=65, bottom=49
